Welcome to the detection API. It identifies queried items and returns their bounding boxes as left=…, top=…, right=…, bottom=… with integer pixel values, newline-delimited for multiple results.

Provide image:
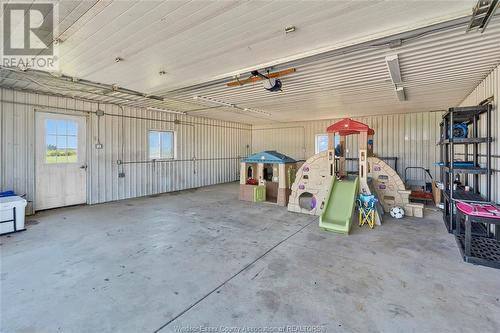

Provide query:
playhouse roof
left=326, top=118, right=375, bottom=136
left=241, top=151, right=296, bottom=164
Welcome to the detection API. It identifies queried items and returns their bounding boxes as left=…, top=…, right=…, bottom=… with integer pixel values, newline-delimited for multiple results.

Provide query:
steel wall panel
left=460, top=63, right=500, bottom=203
left=252, top=111, right=444, bottom=182
left=0, top=88, right=251, bottom=214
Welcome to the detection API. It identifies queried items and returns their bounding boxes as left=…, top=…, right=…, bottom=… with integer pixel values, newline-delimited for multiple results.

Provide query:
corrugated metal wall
left=252, top=111, right=444, bottom=183
left=460, top=63, right=500, bottom=203
left=0, top=88, right=251, bottom=214
left=2, top=60, right=498, bottom=214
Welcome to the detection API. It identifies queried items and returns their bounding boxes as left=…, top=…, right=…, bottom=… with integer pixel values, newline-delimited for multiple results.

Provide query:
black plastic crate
left=456, top=235, right=500, bottom=269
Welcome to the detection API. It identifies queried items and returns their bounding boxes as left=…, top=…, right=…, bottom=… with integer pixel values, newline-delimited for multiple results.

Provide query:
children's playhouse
left=288, top=118, right=423, bottom=234
left=239, top=151, right=297, bottom=206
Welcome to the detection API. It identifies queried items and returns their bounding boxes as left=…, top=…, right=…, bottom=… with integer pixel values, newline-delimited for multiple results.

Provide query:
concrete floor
left=1, top=182, right=499, bottom=333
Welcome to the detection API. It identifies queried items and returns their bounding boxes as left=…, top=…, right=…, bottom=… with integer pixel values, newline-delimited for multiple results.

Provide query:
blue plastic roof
left=241, top=151, right=296, bottom=164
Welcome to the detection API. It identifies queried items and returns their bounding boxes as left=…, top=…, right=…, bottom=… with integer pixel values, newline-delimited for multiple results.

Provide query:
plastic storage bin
left=0, top=196, right=27, bottom=235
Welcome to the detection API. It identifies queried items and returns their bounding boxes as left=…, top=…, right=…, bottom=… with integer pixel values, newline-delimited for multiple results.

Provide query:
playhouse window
left=263, top=164, right=273, bottom=181
left=247, top=166, right=253, bottom=178
left=315, top=134, right=340, bottom=154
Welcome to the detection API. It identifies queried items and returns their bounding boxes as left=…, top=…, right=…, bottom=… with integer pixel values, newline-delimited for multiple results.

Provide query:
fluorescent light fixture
left=193, top=95, right=271, bottom=116
left=193, top=95, right=235, bottom=108
left=243, top=108, right=271, bottom=116
left=395, top=86, right=406, bottom=101
left=467, top=0, right=499, bottom=33
left=147, top=106, right=186, bottom=115
left=385, top=54, right=402, bottom=84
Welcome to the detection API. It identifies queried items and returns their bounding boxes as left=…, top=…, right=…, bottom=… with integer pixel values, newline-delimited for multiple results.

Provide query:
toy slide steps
left=319, top=176, right=359, bottom=234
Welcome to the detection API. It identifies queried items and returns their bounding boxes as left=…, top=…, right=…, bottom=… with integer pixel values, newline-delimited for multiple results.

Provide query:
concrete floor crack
left=153, top=217, right=318, bottom=332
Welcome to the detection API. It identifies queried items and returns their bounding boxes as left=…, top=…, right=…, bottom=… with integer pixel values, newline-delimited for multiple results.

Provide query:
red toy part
left=410, top=191, right=433, bottom=200
left=246, top=178, right=258, bottom=185
left=326, top=118, right=375, bottom=136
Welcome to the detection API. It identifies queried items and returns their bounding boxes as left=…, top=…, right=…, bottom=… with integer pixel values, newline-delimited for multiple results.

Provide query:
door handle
left=80, top=165, right=88, bottom=170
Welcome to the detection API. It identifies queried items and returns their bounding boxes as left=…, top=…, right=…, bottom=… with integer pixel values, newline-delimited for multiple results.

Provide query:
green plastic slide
left=319, top=176, right=359, bottom=234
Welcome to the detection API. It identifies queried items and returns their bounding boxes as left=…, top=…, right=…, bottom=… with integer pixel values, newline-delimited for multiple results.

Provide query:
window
left=247, top=166, right=253, bottom=179
left=315, top=134, right=329, bottom=154
left=46, top=119, right=78, bottom=163
left=315, top=134, right=340, bottom=154
left=263, top=164, right=274, bottom=181
left=149, top=130, right=175, bottom=159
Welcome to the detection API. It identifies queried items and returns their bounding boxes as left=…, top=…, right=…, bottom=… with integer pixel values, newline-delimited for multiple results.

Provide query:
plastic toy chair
left=357, top=194, right=378, bottom=229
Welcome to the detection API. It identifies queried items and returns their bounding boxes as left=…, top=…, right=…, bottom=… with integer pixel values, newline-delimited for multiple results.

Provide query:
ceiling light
left=147, top=106, right=186, bottom=115
left=159, top=70, right=166, bottom=76
left=243, top=108, right=271, bottom=116
left=385, top=54, right=402, bottom=84
left=285, top=26, right=296, bottom=34
left=115, top=57, right=123, bottom=63
left=193, top=95, right=271, bottom=116
left=467, top=0, right=499, bottom=33
left=395, top=86, right=406, bottom=101
left=193, top=95, right=236, bottom=108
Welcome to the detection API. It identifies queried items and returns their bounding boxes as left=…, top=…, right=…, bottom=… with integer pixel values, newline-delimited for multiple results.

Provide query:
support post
left=257, top=163, right=264, bottom=182
left=367, top=133, right=374, bottom=157
left=240, top=162, right=247, bottom=184
left=278, top=164, right=286, bottom=189
left=328, top=132, right=336, bottom=177
left=339, top=135, right=346, bottom=177
left=359, top=131, right=368, bottom=194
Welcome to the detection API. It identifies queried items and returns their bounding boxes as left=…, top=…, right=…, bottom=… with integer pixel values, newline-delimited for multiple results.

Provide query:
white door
left=35, top=112, right=87, bottom=210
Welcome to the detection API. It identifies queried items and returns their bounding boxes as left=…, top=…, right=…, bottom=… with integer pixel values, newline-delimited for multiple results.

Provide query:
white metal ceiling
left=1, top=1, right=499, bottom=125
left=165, top=15, right=500, bottom=123
left=1, top=0, right=476, bottom=92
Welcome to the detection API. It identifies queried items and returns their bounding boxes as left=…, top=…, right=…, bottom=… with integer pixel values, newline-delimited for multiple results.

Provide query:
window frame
left=315, top=133, right=341, bottom=155
left=314, top=133, right=329, bottom=154
left=45, top=118, right=79, bottom=164
left=148, top=129, right=176, bottom=160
